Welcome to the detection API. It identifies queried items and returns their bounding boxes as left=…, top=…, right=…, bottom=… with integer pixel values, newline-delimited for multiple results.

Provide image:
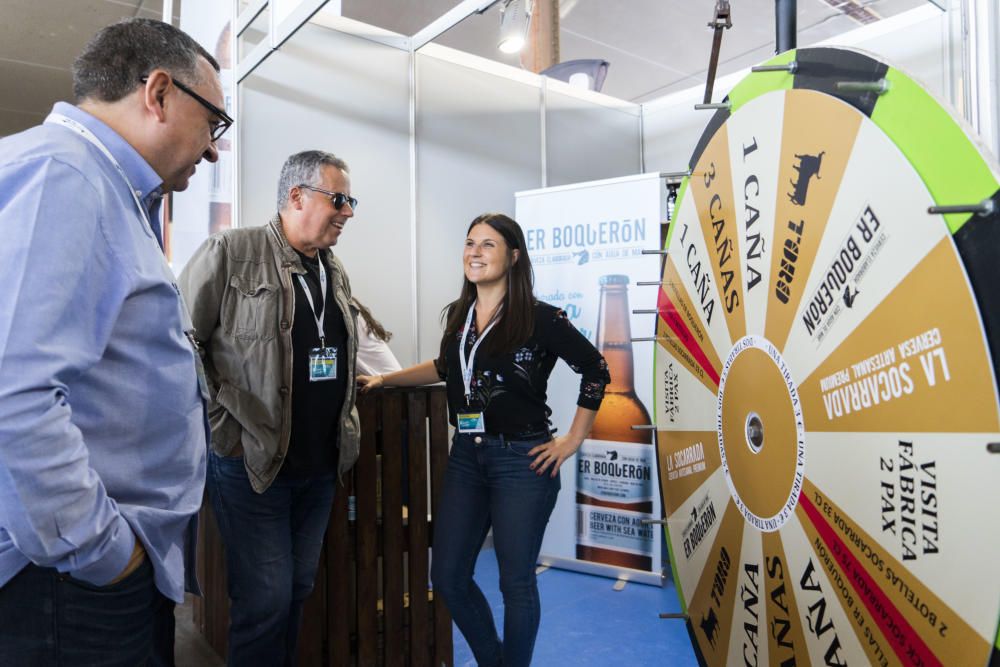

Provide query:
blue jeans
left=431, top=432, right=560, bottom=667
left=207, top=452, right=336, bottom=666
left=0, top=557, right=167, bottom=666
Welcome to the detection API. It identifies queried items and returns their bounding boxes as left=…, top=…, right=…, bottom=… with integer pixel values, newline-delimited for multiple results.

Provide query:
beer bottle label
left=576, top=506, right=655, bottom=557
left=576, top=438, right=656, bottom=558
left=576, top=439, right=655, bottom=504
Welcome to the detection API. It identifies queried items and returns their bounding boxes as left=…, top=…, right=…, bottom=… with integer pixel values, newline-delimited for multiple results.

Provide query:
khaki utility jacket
left=178, top=216, right=360, bottom=492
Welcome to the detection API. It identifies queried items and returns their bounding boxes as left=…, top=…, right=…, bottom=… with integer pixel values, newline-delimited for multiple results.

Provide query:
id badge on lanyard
left=297, top=257, right=339, bottom=382
left=308, top=346, right=338, bottom=381
left=457, top=301, right=498, bottom=433
left=457, top=411, right=485, bottom=433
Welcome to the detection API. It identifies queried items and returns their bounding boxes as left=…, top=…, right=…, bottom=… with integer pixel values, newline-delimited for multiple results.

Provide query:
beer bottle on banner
left=576, top=274, right=655, bottom=571
left=666, top=184, right=678, bottom=222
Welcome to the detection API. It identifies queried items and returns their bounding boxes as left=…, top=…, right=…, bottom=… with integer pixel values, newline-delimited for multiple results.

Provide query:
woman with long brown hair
left=359, top=213, right=609, bottom=666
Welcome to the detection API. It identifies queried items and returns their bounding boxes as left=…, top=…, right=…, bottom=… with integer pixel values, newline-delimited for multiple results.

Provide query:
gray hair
left=73, top=18, right=219, bottom=103
left=277, top=150, right=349, bottom=211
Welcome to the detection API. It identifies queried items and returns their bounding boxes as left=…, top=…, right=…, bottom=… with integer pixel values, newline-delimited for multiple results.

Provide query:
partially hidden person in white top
left=352, top=297, right=403, bottom=377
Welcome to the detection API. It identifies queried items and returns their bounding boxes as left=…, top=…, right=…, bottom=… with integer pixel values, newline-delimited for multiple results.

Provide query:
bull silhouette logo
left=788, top=151, right=825, bottom=206
left=843, top=285, right=858, bottom=308
left=700, top=607, right=720, bottom=648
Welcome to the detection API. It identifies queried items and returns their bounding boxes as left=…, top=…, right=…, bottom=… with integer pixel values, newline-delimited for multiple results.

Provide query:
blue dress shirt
left=0, top=102, right=207, bottom=603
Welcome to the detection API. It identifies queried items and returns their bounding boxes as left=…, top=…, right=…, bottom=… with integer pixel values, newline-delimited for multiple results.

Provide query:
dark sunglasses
left=141, top=75, right=233, bottom=142
left=298, top=184, right=358, bottom=211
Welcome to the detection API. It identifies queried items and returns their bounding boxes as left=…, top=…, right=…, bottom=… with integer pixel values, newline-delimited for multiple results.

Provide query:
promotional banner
left=516, top=173, right=668, bottom=585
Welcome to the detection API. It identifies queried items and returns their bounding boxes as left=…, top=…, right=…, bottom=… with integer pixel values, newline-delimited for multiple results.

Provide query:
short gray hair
left=73, top=18, right=219, bottom=103
left=277, top=150, right=349, bottom=211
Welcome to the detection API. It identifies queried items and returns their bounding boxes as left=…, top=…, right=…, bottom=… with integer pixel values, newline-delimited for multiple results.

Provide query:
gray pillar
left=775, top=0, right=796, bottom=54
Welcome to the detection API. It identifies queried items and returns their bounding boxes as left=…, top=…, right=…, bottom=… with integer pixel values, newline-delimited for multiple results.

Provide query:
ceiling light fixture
left=498, top=0, right=532, bottom=54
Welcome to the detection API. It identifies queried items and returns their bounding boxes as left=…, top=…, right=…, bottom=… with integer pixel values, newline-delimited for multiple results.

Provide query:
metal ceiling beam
left=410, top=0, right=499, bottom=51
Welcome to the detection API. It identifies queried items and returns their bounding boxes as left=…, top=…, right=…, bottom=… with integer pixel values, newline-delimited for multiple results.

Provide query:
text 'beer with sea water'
left=576, top=274, right=656, bottom=571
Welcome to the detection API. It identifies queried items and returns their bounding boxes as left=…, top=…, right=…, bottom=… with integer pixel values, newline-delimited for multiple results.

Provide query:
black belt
left=465, top=428, right=551, bottom=443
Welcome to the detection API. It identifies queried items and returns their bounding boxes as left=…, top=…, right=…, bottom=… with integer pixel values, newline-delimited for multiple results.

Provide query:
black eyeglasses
left=141, top=75, right=233, bottom=142
left=298, top=184, right=358, bottom=211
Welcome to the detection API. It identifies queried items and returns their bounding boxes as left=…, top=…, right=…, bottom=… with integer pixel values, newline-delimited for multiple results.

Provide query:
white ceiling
left=343, top=0, right=929, bottom=101
left=0, top=0, right=930, bottom=138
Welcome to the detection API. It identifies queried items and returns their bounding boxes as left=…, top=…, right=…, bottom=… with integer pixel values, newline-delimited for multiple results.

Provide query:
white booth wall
left=239, top=22, right=414, bottom=359
left=543, top=84, right=642, bottom=188
left=238, top=24, right=641, bottom=365
left=414, top=46, right=641, bottom=360
left=414, top=50, right=543, bottom=363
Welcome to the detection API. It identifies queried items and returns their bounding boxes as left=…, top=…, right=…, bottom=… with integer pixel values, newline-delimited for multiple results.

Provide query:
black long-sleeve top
left=283, top=250, right=348, bottom=477
left=434, top=301, right=610, bottom=437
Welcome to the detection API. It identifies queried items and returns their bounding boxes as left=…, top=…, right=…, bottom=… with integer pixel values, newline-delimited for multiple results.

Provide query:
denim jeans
left=207, top=452, right=336, bottom=666
left=431, top=432, right=560, bottom=667
left=0, top=557, right=167, bottom=666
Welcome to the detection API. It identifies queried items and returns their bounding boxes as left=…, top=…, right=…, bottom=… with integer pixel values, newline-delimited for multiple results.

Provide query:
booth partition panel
left=543, top=86, right=641, bottom=188
left=414, top=51, right=543, bottom=362
left=239, top=22, right=415, bottom=361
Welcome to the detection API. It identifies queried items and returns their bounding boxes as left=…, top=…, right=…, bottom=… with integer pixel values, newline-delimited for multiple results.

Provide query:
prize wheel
left=653, top=46, right=1000, bottom=667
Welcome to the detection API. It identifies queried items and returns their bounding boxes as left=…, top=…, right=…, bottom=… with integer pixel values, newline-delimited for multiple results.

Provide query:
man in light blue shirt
left=0, top=18, right=231, bottom=666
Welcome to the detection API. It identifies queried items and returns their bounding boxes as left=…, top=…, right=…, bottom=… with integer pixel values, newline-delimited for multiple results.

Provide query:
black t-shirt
left=281, top=250, right=348, bottom=478
left=434, top=301, right=609, bottom=437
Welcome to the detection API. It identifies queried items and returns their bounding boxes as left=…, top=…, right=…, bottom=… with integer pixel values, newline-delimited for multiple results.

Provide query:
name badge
left=184, top=330, right=211, bottom=401
left=308, top=346, right=338, bottom=382
left=457, top=412, right=486, bottom=433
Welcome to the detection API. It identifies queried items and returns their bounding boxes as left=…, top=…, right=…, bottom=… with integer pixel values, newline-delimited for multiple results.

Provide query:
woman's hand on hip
left=528, top=435, right=582, bottom=478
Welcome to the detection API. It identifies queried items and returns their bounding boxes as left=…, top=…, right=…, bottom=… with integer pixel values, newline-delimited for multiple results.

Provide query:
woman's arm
left=527, top=305, right=611, bottom=477
left=357, top=359, right=441, bottom=393
left=540, top=306, right=610, bottom=411
left=528, top=406, right=598, bottom=478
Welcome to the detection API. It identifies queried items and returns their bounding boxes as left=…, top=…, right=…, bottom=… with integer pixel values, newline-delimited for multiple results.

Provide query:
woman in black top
left=359, top=213, right=609, bottom=667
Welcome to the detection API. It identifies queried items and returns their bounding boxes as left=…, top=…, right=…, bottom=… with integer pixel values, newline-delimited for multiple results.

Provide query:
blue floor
left=450, top=548, right=699, bottom=666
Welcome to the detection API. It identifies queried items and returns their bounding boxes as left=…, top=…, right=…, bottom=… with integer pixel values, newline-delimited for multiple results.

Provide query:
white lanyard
left=44, top=112, right=206, bottom=400
left=296, top=257, right=328, bottom=347
left=44, top=113, right=190, bottom=323
left=459, top=300, right=499, bottom=403
left=45, top=113, right=159, bottom=244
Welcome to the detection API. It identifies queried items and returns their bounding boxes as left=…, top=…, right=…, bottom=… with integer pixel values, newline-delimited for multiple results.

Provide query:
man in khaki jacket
left=179, top=150, right=360, bottom=665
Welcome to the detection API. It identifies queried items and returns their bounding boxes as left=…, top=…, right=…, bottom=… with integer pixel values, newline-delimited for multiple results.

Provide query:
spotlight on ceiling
left=498, top=0, right=532, bottom=54
left=540, top=59, right=611, bottom=93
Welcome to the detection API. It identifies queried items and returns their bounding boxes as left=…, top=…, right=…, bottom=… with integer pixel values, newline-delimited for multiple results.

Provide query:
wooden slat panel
left=381, top=393, right=405, bottom=667
left=193, top=500, right=207, bottom=631
left=327, top=478, right=352, bottom=667
left=407, top=391, right=432, bottom=667
left=298, top=556, right=326, bottom=666
left=204, top=502, right=229, bottom=659
left=427, top=389, right=453, bottom=666
left=356, top=396, right=380, bottom=667
left=194, top=387, right=452, bottom=666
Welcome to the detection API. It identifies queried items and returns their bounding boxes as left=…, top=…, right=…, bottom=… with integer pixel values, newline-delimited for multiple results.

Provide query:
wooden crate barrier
left=194, top=386, right=453, bottom=666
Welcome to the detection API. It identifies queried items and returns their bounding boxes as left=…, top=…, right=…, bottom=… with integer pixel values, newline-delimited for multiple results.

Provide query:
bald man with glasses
left=178, top=149, right=361, bottom=665
left=0, top=18, right=226, bottom=666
